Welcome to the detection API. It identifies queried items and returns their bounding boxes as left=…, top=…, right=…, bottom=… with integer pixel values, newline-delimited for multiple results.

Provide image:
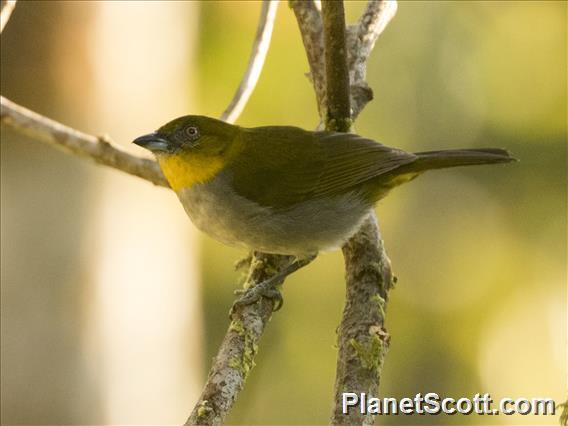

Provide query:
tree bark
left=295, top=1, right=398, bottom=424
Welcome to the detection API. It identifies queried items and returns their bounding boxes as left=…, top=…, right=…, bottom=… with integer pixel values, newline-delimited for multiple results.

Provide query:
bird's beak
left=132, top=132, right=170, bottom=153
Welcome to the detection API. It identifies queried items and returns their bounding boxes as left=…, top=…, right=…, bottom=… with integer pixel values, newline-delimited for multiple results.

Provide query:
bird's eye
left=172, top=125, right=200, bottom=147
left=185, top=126, right=199, bottom=139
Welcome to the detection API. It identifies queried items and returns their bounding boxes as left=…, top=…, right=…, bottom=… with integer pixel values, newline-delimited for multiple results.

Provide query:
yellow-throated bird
left=134, top=115, right=514, bottom=309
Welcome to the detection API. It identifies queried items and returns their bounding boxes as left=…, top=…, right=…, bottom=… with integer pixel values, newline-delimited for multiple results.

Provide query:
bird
left=133, top=115, right=515, bottom=310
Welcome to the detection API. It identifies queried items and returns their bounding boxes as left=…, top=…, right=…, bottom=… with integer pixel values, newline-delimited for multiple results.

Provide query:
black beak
left=133, top=132, right=170, bottom=153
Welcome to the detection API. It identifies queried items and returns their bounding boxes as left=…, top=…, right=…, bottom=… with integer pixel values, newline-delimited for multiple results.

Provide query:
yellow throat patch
left=158, top=152, right=224, bottom=192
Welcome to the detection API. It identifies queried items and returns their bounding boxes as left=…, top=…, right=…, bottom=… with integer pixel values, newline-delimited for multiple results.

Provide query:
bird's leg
left=234, top=251, right=253, bottom=287
left=234, top=252, right=253, bottom=272
left=232, top=254, right=317, bottom=313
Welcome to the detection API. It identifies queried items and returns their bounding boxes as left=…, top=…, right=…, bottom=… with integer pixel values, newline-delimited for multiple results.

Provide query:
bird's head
left=133, top=115, right=240, bottom=191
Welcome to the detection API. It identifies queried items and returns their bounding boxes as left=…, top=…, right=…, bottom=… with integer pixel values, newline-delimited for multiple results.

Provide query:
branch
left=347, top=0, right=397, bottom=118
left=292, top=0, right=397, bottom=122
left=290, top=0, right=326, bottom=119
left=0, top=96, right=169, bottom=187
left=185, top=253, right=293, bottom=425
left=332, top=215, right=393, bottom=425
left=331, top=2, right=397, bottom=424
left=220, top=0, right=279, bottom=124
left=355, top=0, right=398, bottom=62
left=0, top=0, right=16, bottom=33
left=1, top=1, right=281, bottom=188
left=317, top=1, right=397, bottom=424
left=0, top=0, right=166, bottom=188
left=321, top=0, right=351, bottom=132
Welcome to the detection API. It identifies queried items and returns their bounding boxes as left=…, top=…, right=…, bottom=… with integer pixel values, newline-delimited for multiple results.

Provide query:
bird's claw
left=230, top=281, right=283, bottom=316
left=228, top=253, right=317, bottom=317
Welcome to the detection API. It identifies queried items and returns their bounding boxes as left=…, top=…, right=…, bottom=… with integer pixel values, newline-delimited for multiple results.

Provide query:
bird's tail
left=410, top=148, right=516, bottom=172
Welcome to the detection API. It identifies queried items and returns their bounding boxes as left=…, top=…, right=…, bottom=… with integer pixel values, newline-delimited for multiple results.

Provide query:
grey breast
left=177, top=172, right=372, bottom=256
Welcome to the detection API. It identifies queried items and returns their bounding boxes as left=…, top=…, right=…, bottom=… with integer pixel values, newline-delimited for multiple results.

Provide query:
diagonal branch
left=1, top=0, right=16, bottom=33
left=355, top=0, right=398, bottom=59
left=185, top=252, right=293, bottom=425
left=220, top=0, right=279, bottom=124
left=347, top=0, right=398, bottom=119
left=1, top=1, right=283, bottom=187
left=0, top=96, right=169, bottom=187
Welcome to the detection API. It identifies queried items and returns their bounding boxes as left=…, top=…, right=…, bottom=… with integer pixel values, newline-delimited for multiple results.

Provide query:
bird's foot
left=233, top=278, right=284, bottom=312
left=230, top=254, right=317, bottom=316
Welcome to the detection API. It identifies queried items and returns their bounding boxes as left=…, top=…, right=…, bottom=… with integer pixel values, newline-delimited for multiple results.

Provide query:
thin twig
left=0, top=96, right=168, bottom=187
left=220, top=0, right=278, bottom=124
left=185, top=253, right=293, bottom=426
left=356, top=0, right=397, bottom=55
left=0, top=0, right=16, bottom=33
left=347, top=0, right=397, bottom=119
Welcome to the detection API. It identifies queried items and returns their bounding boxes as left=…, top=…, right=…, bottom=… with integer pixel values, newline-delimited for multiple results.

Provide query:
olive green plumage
left=226, top=126, right=417, bottom=209
left=133, top=115, right=514, bottom=256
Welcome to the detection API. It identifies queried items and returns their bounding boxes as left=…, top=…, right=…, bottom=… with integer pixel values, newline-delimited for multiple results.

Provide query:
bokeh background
left=1, top=1, right=565, bottom=425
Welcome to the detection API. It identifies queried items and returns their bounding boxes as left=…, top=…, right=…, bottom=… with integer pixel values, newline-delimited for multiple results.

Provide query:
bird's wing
left=310, top=132, right=417, bottom=198
left=227, top=126, right=416, bottom=210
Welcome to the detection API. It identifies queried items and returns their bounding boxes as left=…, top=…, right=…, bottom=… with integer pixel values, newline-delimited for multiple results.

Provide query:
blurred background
left=1, top=1, right=565, bottom=425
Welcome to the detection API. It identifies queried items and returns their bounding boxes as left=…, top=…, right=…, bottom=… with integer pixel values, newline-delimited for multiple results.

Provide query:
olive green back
left=226, top=126, right=417, bottom=210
